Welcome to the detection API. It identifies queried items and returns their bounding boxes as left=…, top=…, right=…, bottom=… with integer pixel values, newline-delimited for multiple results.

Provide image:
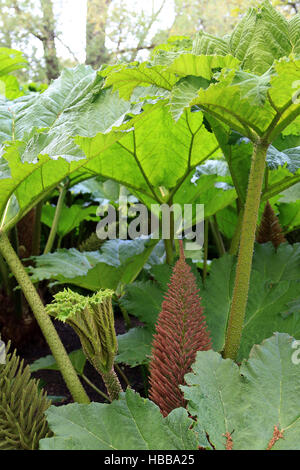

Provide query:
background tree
left=0, top=0, right=60, bottom=82
left=86, top=0, right=112, bottom=67
left=0, top=0, right=298, bottom=81
left=169, top=0, right=299, bottom=38
left=86, top=0, right=169, bottom=67
left=39, top=0, right=60, bottom=81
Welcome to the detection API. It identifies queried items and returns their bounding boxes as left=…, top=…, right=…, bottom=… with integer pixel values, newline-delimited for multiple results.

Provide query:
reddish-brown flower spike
left=256, top=201, right=286, bottom=249
left=149, top=241, right=212, bottom=417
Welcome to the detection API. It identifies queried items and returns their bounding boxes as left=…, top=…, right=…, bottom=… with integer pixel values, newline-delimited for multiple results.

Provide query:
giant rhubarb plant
left=149, top=241, right=211, bottom=416
left=101, top=1, right=300, bottom=361
left=46, top=288, right=123, bottom=401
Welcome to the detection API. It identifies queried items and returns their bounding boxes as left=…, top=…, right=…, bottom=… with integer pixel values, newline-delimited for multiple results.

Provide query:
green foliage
left=182, top=333, right=300, bottom=450
left=30, top=349, right=87, bottom=377
left=1, top=3, right=300, bottom=451
left=116, top=280, right=165, bottom=366
left=0, top=342, right=51, bottom=450
left=77, top=102, right=220, bottom=204
left=193, top=1, right=300, bottom=75
left=116, top=243, right=300, bottom=366
left=41, top=202, right=98, bottom=240
left=39, top=388, right=199, bottom=450
left=202, top=243, right=300, bottom=359
left=0, top=48, right=27, bottom=77
left=40, top=334, right=300, bottom=450
left=116, top=328, right=155, bottom=367
left=28, top=238, right=159, bottom=293
left=279, top=200, right=300, bottom=232
left=0, top=75, right=24, bottom=99
left=0, top=65, right=137, bottom=230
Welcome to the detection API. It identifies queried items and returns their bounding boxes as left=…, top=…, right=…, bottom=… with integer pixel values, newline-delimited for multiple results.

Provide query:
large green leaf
left=30, top=349, right=87, bottom=377
left=0, top=48, right=27, bottom=77
left=28, top=238, right=158, bottom=293
left=167, top=56, right=300, bottom=139
left=39, top=389, right=198, bottom=450
left=267, top=145, right=300, bottom=174
left=116, top=243, right=300, bottom=365
left=0, top=75, right=24, bottom=100
left=229, top=1, right=291, bottom=75
left=279, top=200, right=300, bottom=232
left=192, top=31, right=229, bottom=56
left=41, top=202, right=98, bottom=239
left=182, top=333, right=300, bottom=450
left=116, top=327, right=154, bottom=367
left=252, top=242, right=300, bottom=281
left=102, top=62, right=177, bottom=100
left=0, top=64, right=150, bottom=231
left=193, top=1, right=298, bottom=76
left=8, top=66, right=130, bottom=146
left=116, top=280, right=165, bottom=367
left=77, top=103, right=220, bottom=203
left=202, top=243, right=300, bottom=359
left=0, top=98, right=135, bottom=228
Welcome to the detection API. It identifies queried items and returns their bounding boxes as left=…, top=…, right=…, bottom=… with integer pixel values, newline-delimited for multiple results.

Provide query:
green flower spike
left=46, top=288, right=123, bottom=401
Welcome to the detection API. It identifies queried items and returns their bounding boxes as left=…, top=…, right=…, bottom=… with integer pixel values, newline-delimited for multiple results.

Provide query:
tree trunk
left=40, top=0, right=60, bottom=82
left=86, top=0, right=112, bottom=68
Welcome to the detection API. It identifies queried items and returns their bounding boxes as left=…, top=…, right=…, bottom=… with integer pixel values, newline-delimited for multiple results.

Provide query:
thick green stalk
left=0, top=231, right=90, bottom=404
left=224, top=142, right=269, bottom=360
left=44, top=184, right=67, bottom=255
left=101, top=368, right=123, bottom=401
left=229, top=209, right=244, bottom=256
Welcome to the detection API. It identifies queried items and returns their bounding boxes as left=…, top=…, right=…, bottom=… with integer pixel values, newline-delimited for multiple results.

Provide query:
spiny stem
left=44, top=182, right=68, bottom=255
left=101, top=367, right=123, bottom=401
left=0, top=231, right=90, bottom=404
left=224, top=142, right=269, bottom=360
left=229, top=209, right=244, bottom=256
